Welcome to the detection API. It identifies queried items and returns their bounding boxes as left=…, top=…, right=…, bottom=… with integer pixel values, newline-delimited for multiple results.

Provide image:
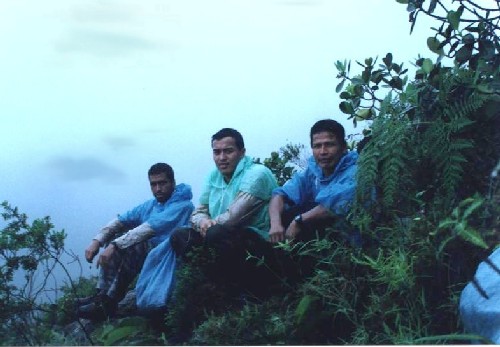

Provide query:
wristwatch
left=294, top=214, right=303, bottom=225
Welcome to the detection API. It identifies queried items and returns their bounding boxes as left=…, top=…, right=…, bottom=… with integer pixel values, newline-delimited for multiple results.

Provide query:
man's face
left=212, top=136, right=245, bottom=181
left=149, top=172, right=175, bottom=203
left=312, top=131, right=346, bottom=177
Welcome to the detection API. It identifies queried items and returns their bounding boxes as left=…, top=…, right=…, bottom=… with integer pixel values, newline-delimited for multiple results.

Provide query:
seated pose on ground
left=268, top=119, right=358, bottom=244
left=170, top=128, right=278, bottom=294
left=77, top=163, right=194, bottom=320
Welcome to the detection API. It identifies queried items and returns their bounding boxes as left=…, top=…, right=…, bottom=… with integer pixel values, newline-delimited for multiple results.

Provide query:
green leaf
left=339, top=101, right=355, bottom=115
left=462, top=199, right=483, bottom=220
left=395, top=0, right=408, bottom=3
left=462, top=33, right=475, bottom=45
left=355, top=108, right=372, bottom=121
left=479, top=39, right=496, bottom=60
left=339, top=91, right=351, bottom=99
left=335, top=79, right=345, bottom=93
left=455, top=44, right=473, bottom=65
left=362, top=69, right=371, bottom=83
left=334, top=60, right=345, bottom=72
left=370, top=70, right=385, bottom=84
left=476, top=83, right=494, bottom=94
left=437, top=219, right=455, bottom=230
left=103, top=326, right=140, bottom=345
left=427, top=37, right=444, bottom=55
left=447, top=5, right=464, bottom=30
left=392, top=63, right=401, bottom=74
left=389, top=76, right=403, bottom=90
left=428, top=0, right=437, bottom=13
left=353, top=84, right=364, bottom=96
left=382, top=53, right=393, bottom=68
left=457, top=228, right=488, bottom=249
left=295, top=295, right=317, bottom=325
left=422, top=58, right=434, bottom=74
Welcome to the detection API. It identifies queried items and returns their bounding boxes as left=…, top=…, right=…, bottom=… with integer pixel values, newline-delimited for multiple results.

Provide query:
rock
left=117, top=289, right=137, bottom=317
left=61, top=319, right=96, bottom=345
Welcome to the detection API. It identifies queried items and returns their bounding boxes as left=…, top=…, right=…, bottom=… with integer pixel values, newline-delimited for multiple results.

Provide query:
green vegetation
left=1, top=0, right=498, bottom=345
left=0, top=201, right=95, bottom=345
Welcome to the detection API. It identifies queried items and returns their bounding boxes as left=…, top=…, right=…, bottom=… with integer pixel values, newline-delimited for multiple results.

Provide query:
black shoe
left=77, top=295, right=117, bottom=321
left=75, top=289, right=105, bottom=306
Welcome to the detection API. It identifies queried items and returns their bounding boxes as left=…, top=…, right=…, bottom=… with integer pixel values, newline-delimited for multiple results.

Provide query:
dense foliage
left=1, top=0, right=498, bottom=345
left=0, top=201, right=97, bottom=345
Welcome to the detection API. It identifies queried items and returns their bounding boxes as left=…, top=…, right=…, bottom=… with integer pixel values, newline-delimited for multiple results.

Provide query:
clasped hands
left=268, top=220, right=301, bottom=243
left=198, top=218, right=217, bottom=237
left=84, top=239, right=117, bottom=269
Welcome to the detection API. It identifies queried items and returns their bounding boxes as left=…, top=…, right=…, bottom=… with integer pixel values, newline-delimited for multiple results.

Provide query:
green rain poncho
left=199, top=155, right=278, bottom=239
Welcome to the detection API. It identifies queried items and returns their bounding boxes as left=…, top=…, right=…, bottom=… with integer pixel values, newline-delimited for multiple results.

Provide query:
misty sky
left=1, top=0, right=436, bottom=277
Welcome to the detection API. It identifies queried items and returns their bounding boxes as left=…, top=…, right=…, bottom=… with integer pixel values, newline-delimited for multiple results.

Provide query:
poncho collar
left=215, top=155, right=253, bottom=187
left=309, top=151, right=358, bottom=181
left=156, top=183, right=192, bottom=205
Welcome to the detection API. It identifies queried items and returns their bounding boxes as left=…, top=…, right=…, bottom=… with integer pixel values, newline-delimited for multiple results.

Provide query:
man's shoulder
left=127, top=198, right=157, bottom=213
left=172, top=183, right=193, bottom=201
left=248, top=162, right=273, bottom=174
left=243, top=162, right=276, bottom=181
left=336, top=151, right=358, bottom=175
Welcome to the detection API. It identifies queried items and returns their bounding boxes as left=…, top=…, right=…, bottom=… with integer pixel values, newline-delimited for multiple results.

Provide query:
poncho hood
left=165, top=183, right=193, bottom=204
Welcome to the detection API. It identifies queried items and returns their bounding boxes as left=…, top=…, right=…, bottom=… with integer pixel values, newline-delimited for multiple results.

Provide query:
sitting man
left=268, top=119, right=358, bottom=243
left=78, top=162, right=194, bottom=320
left=170, top=128, right=278, bottom=294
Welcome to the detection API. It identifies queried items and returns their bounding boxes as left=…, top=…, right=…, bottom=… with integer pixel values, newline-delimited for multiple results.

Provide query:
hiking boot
left=75, top=289, right=105, bottom=306
left=76, top=295, right=117, bottom=321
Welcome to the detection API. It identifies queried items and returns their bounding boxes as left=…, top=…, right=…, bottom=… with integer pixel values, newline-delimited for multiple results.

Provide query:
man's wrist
left=294, top=214, right=304, bottom=225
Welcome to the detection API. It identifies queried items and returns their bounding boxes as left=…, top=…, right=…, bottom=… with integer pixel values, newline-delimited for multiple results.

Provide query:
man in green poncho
left=171, top=127, right=278, bottom=295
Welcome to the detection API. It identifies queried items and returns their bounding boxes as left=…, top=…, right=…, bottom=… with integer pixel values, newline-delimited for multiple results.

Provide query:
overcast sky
left=1, top=0, right=436, bottom=277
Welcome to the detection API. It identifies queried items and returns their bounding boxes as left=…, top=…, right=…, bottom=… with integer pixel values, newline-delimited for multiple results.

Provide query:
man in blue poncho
left=268, top=119, right=358, bottom=243
left=170, top=128, right=278, bottom=295
left=77, top=163, right=194, bottom=320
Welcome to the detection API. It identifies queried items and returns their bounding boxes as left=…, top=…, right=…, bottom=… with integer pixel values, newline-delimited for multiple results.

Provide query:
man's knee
left=171, top=227, right=198, bottom=256
left=204, top=224, right=232, bottom=246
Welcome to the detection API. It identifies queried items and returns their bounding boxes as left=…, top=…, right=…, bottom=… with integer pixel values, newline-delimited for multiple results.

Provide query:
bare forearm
left=93, top=218, right=124, bottom=246
left=269, top=195, right=285, bottom=227
left=190, top=205, right=211, bottom=232
left=215, top=192, right=264, bottom=227
left=112, top=223, right=155, bottom=249
left=300, top=205, right=334, bottom=223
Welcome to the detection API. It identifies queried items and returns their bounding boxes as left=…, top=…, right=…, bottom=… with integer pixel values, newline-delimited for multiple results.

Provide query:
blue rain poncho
left=459, top=247, right=500, bottom=343
left=118, top=183, right=194, bottom=247
left=132, top=184, right=194, bottom=311
left=273, top=151, right=358, bottom=216
left=199, top=155, right=278, bottom=239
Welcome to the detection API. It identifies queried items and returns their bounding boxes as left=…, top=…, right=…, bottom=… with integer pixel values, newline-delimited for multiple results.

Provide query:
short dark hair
left=148, top=162, right=174, bottom=181
left=310, top=119, right=347, bottom=147
left=211, top=128, right=245, bottom=150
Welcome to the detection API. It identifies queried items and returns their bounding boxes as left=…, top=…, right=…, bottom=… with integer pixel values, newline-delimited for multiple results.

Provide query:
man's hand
left=97, top=243, right=117, bottom=269
left=85, top=240, right=101, bottom=263
left=199, top=219, right=217, bottom=237
left=285, top=220, right=302, bottom=241
left=268, top=223, right=285, bottom=243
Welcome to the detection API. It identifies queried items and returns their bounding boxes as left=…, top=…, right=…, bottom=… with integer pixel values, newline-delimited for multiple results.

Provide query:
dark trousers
left=171, top=225, right=279, bottom=297
left=171, top=224, right=242, bottom=259
left=97, top=241, right=150, bottom=303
